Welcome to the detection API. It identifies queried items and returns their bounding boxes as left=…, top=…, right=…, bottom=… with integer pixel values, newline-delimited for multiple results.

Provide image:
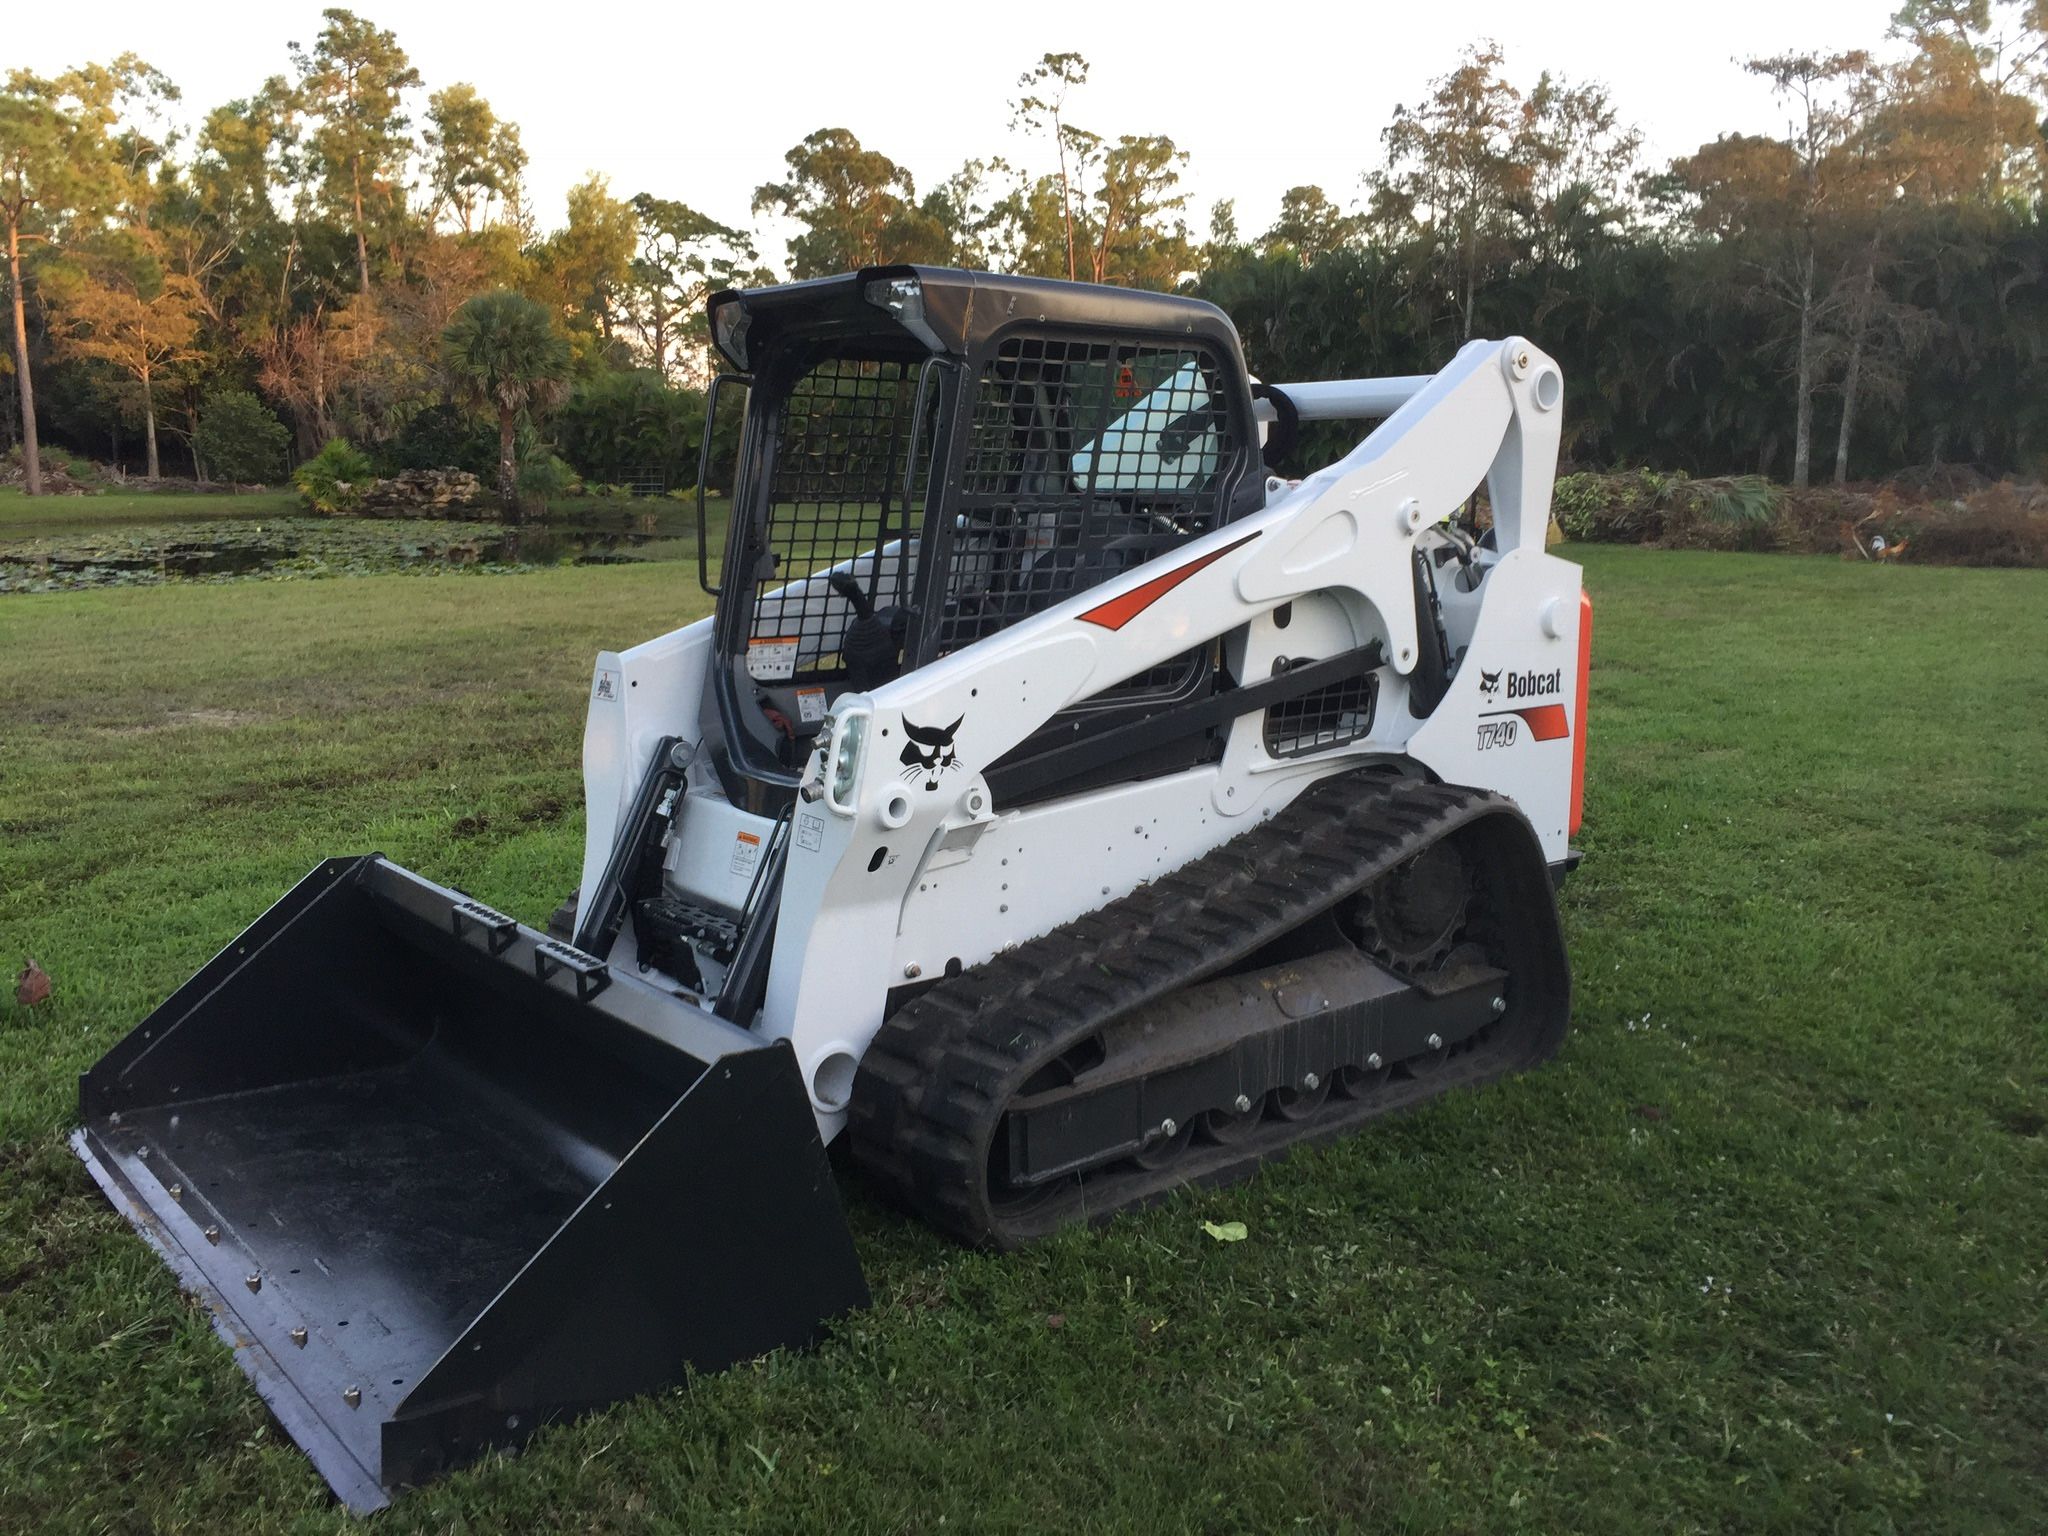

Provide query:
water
left=0, top=505, right=708, bottom=594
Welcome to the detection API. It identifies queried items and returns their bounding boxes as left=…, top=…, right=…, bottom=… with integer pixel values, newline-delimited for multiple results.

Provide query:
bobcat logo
left=1478, top=668, right=1503, bottom=699
left=900, top=714, right=964, bottom=791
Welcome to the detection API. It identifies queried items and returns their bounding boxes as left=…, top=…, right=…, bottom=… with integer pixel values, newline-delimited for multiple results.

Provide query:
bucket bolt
left=1366, top=1053, right=1383, bottom=1071
left=1426, top=1033, right=1444, bottom=1051
left=167, top=1183, right=182, bottom=1203
left=202, top=1225, right=220, bottom=1245
left=343, top=1386, right=362, bottom=1409
left=1233, top=1094, right=1253, bottom=1114
left=1302, top=1072, right=1320, bottom=1091
left=1491, top=996, right=1507, bottom=1015
left=244, top=1274, right=262, bottom=1294
left=289, top=1327, right=308, bottom=1349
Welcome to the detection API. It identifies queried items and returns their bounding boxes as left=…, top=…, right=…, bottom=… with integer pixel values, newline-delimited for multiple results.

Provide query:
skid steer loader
left=74, top=267, right=1589, bottom=1509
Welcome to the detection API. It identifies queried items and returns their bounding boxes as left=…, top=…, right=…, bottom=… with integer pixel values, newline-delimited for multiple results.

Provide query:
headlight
left=826, top=710, right=868, bottom=814
left=711, top=301, right=751, bottom=370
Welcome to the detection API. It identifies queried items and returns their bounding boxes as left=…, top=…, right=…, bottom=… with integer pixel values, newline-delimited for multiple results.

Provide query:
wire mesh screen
left=1264, top=672, right=1378, bottom=759
left=928, top=335, right=1238, bottom=673
left=752, top=358, right=929, bottom=675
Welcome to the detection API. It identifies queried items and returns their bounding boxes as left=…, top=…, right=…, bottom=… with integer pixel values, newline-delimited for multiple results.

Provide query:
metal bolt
left=289, top=1327, right=308, bottom=1349
left=245, top=1273, right=262, bottom=1294
left=1302, top=1072, right=1320, bottom=1091
left=167, top=1183, right=183, bottom=1203
left=1233, top=1094, right=1253, bottom=1114
left=136, top=1145, right=149, bottom=1160
left=903, top=962, right=922, bottom=979
left=343, top=1386, right=362, bottom=1409
left=1426, top=1033, right=1444, bottom=1051
left=1366, top=1053, right=1383, bottom=1071
left=1491, top=996, right=1507, bottom=1015
left=202, top=1225, right=220, bottom=1245
left=1159, top=1118, right=1177, bottom=1139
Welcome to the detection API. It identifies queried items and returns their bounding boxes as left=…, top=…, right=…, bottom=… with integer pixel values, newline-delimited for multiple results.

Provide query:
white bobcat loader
left=75, top=268, right=1590, bottom=1508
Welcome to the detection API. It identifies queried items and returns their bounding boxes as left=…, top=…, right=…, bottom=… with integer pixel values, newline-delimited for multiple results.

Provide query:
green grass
left=1, top=548, right=2043, bottom=1533
left=0, top=486, right=300, bottom=532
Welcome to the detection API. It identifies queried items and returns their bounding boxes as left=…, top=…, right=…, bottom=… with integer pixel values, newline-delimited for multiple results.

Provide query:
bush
left=193, top=390, right=290, bottom=485
left=515, top=453, right=579, bottom=516
left=377, top=403, right=498, bottom=478
left=293, top=439, right=376, bottom=515
left=1550, top=466, right=2048, bottom=567
left=553, top=370, right=703, bottom=490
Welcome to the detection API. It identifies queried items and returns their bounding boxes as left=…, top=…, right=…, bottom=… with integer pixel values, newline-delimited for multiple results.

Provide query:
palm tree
left=441, top=290, right=571, bottom=514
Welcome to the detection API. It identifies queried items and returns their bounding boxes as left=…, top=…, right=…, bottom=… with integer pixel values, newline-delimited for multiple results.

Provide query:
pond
left=0, top=502, right=714, bottom=594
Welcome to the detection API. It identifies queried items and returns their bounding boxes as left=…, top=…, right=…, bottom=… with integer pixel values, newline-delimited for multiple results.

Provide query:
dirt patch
left=517, top=793, right=568, bottom=825
left=97, top=707, right=262, bottom=737
left=1993, top=1107, right=2045, bottom=1138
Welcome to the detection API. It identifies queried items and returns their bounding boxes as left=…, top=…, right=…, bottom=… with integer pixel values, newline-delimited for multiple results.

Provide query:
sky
left=10, top=0, right=1905, bottom=265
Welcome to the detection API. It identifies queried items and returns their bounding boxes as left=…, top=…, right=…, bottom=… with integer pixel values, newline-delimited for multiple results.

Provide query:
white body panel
left=577, top=337, right=1582, bottom=1137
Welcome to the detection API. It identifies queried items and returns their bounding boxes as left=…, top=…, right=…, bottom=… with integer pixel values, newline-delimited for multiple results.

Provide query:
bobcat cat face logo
left=900, top=715, right=964, bottom=790
left=1479, top=668, right=1503, bottom=699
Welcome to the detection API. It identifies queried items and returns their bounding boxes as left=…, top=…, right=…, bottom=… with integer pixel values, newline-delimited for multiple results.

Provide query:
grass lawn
left=0, top=486, right=301, bottom=532
left=1, top=547, right=2042, bottom=1532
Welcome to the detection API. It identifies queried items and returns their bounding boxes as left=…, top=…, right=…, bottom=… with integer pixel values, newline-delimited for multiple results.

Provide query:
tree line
left=2, top=3, right=2044, bottom=500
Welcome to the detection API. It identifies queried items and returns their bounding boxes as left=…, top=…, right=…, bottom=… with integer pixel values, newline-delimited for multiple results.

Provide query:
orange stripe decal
left=1078, top=532, right=1260, bottom=631
left=1570, top=590, right=1592, bottom=836
left=1515, top=702, right=1570, bottom=741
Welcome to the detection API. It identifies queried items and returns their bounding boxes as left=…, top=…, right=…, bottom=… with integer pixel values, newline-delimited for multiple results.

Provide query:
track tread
left=847, top=772, right=1570, bottom=1247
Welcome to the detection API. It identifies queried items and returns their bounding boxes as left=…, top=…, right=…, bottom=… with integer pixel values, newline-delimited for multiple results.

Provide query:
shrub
left=377, top=403, right=498, bottom=477
left=293, top=439, right=376, bottom=515
left=553, top=370, right=704, bottom=490
left=193, top=390, right=290, bottom=485
left=515, top=453, right=579, bottom=516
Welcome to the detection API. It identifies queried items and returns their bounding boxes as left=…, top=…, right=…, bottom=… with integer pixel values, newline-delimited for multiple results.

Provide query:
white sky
left=12, top=0, right=1901, bottom=265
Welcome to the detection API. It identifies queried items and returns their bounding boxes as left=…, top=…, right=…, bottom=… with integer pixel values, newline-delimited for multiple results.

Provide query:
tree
left=423, top=84, right=524, bottom=233
left=1010, top=53, right=1094, bottom=280
left=290, top=9, right=420, bottom=293
left=626, top=194, right=759, bottom=382
left=1261, top=186, right=1366, bottom=264
left=0, top=56, right=170, bottom=494
left=1887, top=0, right=2048, bottom=201
left=752, top=129, right=947, bottom=279
left=1517, top=74, right=1642, bottom=265
left=192, top=387, right=289, bottom=483
left=441, top=288, right=570, bottom=512
left=1673, top=52, right=1873, bottom=487
left=45, top=233, right=203, bottom=476
left=535, top=174, right=636, bottom=338
left=1370, top=42, right=1530, bottom=341
left=1085, top=135, right=1193, bottom=287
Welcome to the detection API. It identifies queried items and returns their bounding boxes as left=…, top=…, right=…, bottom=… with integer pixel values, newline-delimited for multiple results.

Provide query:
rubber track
left=848, top=773, right=1572, bottom=1248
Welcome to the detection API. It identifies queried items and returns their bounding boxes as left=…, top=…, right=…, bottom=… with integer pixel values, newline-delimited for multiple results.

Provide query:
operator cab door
left=913, top=330, right=1255, bottom=800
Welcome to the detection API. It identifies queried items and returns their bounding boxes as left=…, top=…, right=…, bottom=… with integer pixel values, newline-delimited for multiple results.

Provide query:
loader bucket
left=72, top=854, right=870, bottom=1512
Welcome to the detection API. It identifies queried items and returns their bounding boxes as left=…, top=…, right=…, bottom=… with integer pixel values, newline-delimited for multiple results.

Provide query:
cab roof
left=706, top=265, right=1247, bottom=373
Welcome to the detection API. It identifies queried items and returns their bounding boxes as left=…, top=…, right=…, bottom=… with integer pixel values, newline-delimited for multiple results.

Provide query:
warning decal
left=796, top=812, right=825, bottom=852
left=746, top=636, right=799, bottom=682
left=795, top=686, right=827, bottom=724
left=593, top=668, right=619, bottom=702
left=729, top=830, right=763, bottom=878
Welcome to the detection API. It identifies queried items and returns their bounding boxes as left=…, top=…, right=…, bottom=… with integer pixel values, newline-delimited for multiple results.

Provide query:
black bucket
left=73, top=855, right=869, bottom=1511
